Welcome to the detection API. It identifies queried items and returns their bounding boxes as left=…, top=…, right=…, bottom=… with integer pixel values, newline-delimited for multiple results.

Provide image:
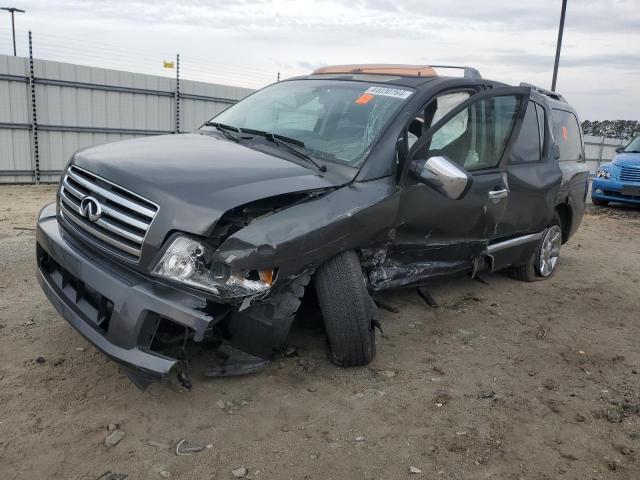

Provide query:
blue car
left=592, top=136, right=640, bottom=206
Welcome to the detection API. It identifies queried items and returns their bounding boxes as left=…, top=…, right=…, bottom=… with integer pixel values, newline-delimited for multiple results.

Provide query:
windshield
left=204, top=79, right=414, bottom=166
left=623, top=136, right=640, bottom=152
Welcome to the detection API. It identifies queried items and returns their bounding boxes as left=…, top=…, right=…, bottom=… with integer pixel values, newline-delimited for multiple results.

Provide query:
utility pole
left=1, top=7, right=25, bottom=56
left=551, top=0, right=567, bottom=92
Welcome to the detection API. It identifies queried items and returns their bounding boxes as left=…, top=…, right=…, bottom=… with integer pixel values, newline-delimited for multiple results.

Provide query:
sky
left=1, top=0, right=639, bottom=120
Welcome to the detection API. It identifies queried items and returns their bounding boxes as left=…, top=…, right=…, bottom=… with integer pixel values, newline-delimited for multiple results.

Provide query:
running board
left=487, top=232, right=543, bottom=254
left=486, top=231, right=543, bottom=271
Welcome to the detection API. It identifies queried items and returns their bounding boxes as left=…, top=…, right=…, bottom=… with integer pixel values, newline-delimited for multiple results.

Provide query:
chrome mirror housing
left=409, top=155, right=472, bottom=200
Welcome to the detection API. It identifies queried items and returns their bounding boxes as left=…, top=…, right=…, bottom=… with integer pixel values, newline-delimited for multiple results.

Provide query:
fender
left=213, top=176, right=401, bottom=278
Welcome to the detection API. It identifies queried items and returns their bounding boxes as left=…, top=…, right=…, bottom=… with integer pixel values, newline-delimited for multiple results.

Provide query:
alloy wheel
left=537, top=225, right=562, bottom=277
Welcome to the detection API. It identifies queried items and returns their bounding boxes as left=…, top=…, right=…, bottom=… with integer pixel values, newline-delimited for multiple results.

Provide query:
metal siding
left=0, top=54, right=253, bottom=182
left=0, top=55, right=32, bottom=182
left=584, top=135, right=627, bottom=174
left=0, top=129, right=31, bottom=176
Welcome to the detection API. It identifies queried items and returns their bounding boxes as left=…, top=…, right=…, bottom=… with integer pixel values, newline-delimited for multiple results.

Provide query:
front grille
left=58, top=165, right=158, bottom=262
left=620, top=166, right=640, bottom=183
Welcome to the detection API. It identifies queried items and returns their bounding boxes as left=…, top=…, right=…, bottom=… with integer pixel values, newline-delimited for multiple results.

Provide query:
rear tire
left=509, top=213, right=562, bottom=282
left=592, top=198, right=609, bottom=206
left=314, top=250, right=376, bottom=367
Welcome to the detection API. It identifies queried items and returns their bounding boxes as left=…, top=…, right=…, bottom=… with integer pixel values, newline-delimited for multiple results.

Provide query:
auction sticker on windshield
left=364, top=86, right=413, bottom=99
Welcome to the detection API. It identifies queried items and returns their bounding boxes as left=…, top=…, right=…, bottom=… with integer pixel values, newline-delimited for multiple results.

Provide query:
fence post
left=28, top=31, right=40, bottom=184
left=597, top=136, right=605, bottom=169
left=174, top=53, right=180, bottom=134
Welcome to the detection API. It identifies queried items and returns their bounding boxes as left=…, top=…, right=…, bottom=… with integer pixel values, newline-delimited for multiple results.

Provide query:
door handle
left=488, top=188, right=509, bottom=199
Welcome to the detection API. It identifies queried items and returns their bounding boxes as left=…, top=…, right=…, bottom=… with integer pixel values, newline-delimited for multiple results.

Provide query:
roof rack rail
left=429, top=65, right=482, bottom=80
left=311, top=64, right=482, bottom=79
left=312, top=64, right=438, bottom=77
left=520, top=82, right=566, bottom=102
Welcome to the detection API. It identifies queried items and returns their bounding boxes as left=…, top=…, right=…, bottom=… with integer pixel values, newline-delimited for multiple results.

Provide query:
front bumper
left=592, top=179, right=640, bottom=205
left=36, top=203, right=217, bottom=389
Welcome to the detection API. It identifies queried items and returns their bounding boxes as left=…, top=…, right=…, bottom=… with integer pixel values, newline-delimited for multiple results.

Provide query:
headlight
left=595, top=168, right=611, bottom=179
left=152, top=236, right=274, bottom=298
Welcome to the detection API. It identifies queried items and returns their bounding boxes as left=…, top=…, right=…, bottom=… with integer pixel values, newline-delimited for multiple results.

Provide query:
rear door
left=386, top=87, right=530, bottom=283
left=496, top=98, right=562, bottom=237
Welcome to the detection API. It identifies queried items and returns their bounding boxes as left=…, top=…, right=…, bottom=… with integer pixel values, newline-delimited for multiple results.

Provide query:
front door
left=379, top=88, right=530, bottom=288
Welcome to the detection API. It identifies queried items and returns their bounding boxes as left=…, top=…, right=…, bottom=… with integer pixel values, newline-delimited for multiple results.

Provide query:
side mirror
left=409, top=155, right=472, bottom=200
left=615, top=146, right=625, bottom=153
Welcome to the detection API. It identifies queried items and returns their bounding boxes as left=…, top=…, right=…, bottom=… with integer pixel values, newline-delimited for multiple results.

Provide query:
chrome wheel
left=537, top=225, right=562, bottom=277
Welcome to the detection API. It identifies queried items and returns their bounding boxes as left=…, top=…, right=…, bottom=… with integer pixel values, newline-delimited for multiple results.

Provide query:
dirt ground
left=1, top=185, right=640, bottom=480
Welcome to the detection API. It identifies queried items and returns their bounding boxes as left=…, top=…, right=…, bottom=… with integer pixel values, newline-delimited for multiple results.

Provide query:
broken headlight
left=595, top=168, right=611, bottom=179
left=152, top=236, right=273, bottom=298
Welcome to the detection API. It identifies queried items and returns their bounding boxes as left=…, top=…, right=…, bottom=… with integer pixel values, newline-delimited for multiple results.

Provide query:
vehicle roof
left=520, top=83, right=577, bottom=113
left=542, top=95, right=576, bottom=112
left=286, top=66, right=577, bottom=113
left=288, top=72, right=441, bottom=88
left=288, top=63, right=487, bottom=89
left=288, top=65, right=576, bottom=106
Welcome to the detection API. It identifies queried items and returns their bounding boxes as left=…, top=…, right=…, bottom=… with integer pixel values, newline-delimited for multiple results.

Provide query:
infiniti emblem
left=80, top=196, right=102, bottom=222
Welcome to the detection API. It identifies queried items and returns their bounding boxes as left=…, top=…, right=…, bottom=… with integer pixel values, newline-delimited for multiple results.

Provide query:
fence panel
left=0, top=55, right=32, bottom=182
left=0, top=53, right=253, bottom=183
left=584, top=135, right=626, bottom=174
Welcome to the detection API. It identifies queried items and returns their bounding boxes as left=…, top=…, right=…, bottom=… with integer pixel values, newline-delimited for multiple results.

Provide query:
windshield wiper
left=203, top=124, right=327, bottom=172
left=269, top=134, right=327, bottom=172
left=625, top=150, right=640, bottom=153
left=241, top=128, right=326, bottom=172
left=203, top=122, right=240, bottom=143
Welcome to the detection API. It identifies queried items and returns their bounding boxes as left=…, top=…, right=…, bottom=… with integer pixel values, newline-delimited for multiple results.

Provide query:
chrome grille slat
left=63, top=177, right=149, bottom=231
left=60, top=205, right=142, bottom=257
left=58, top=166, right=159, bottom=262
left=60, top=190, right=145, bottom=244
left=66, top=167, right=156, bottom=218
left=59, top=188, right=82, bottom=211
left=62, top=177, right=86, bottom=200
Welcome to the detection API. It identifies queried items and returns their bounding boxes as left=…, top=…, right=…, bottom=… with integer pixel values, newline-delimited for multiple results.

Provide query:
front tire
left=510, top=213, right=562, bottom=282
left=314, top=250, right=376, bottom=367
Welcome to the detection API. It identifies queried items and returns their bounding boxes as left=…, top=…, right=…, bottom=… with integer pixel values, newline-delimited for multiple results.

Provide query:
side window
left=429, top=108, right=468, bottom=150
left=429, top=91, right=471, bottom=127
left=509, top=101, right=541, bottom=164
left=407, top=91, right=470, bottom=149
left=551, top=109, right=583, bottom=161
left=418, top=95, right=521, bottom=172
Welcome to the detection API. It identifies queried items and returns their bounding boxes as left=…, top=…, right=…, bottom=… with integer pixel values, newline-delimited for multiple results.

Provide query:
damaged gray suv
left=36, top=64, right=589, bottom=389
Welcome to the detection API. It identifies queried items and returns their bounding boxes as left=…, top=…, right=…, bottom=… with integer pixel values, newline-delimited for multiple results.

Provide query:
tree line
left=581, top=120, right=640, bottom=140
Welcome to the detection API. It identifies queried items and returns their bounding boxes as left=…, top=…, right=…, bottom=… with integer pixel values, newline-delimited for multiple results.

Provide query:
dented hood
left=71, top=133, right=354, bottom=238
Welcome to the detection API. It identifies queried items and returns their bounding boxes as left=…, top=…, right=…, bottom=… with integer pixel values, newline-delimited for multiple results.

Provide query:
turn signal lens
left=152, top=235, right=273, bottom=298
left=259, top=269, right=275, bottom=285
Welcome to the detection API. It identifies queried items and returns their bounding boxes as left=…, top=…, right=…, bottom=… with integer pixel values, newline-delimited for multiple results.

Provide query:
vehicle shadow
left=587, top=202, right=640, bottom=218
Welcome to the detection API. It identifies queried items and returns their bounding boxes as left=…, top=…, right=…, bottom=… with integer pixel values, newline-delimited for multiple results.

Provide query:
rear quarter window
left=551, top=109, right=583, bottom=161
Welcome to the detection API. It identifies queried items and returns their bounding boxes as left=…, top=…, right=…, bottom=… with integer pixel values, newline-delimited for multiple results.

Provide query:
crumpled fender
left=213, top=176, right=400, bottom=277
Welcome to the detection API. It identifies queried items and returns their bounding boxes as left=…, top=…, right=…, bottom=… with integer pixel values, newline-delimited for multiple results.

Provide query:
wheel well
left=555, top=203, right=572, bottom=244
